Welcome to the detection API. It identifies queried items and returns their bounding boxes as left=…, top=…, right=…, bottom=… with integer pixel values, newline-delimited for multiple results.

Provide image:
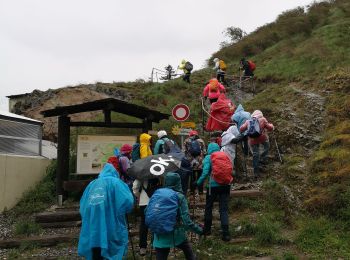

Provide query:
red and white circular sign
left=172, top=104, right=190, bottom=121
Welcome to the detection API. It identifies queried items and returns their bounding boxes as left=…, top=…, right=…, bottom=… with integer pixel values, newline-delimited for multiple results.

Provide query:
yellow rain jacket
left=140, top=133, right=153, bottom=158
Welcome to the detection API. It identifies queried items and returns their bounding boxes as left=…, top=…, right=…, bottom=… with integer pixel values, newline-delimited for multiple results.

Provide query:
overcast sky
left=0, top=0, right=314, bottom=111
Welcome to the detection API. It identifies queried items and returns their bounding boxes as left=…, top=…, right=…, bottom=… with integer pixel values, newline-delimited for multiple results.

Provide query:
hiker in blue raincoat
left=232, top=104, right=251, bottom=156
left=152, top=172, right=203, bottom=260
left=78, top=163, right=134, bottom=260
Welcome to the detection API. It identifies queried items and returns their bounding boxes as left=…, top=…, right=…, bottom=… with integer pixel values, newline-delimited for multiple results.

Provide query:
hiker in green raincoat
left=153, top=172, right=203, bottom=260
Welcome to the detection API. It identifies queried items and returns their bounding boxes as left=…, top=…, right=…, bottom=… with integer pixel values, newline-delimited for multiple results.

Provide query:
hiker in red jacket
left=240, top=110, right=274, bottom=179
left=202, top=78, right=226, bottom=104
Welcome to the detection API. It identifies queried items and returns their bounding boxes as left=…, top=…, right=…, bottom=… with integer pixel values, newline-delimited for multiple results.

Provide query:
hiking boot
left=202, top=229, right=211, bottom=236
left=139, top=248, right=147, bottom=256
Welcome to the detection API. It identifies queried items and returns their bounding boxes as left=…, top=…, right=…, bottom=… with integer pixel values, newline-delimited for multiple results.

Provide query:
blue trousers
left=250, top=141, right=270, bottom=176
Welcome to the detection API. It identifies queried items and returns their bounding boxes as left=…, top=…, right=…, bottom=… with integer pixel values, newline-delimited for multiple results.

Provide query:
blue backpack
left=246, top=118, right=261, bottom=138
left=131, top=143, right=141, bottom=162
left=188, top=138, right=201, bottom=157
left=145, top=188, right=179, bottom=234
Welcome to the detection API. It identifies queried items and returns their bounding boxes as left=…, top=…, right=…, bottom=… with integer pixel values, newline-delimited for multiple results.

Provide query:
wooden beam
left=0, top=234, right=78, bottom=249
left=39, top=221, right=81, bottom=229
left=231, top=190, right=262, bottom=198
left=35, top=211, right=81, bottom=223
left=69, top=122, right=144, bottom=128
left=142, top=117, right=152, bottom=133
left=57, top=116, right=70, bottom=197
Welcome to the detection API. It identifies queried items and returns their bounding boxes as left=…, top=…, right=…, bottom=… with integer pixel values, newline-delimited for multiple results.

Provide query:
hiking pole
left=272, top=132, right=283, bottom=164
left=126, top=214, right=136, bottom=260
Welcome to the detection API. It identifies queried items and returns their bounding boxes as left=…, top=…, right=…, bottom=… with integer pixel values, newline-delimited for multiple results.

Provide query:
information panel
left=77, top=135, right=136, bottom=174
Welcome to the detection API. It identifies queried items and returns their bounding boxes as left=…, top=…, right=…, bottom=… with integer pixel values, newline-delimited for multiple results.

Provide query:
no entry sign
left=172, top=104, right=190, bottom=121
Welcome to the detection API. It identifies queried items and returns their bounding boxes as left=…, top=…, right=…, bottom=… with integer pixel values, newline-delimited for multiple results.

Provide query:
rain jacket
left=183, top=136, right=206, bottom=171
left=78, top=163, right=134, bottom=260
left=240, top=110, right=274, bottom=145
left=153, top=172, right=202, bottom=248
left=221, top=125, right=240, bottom=163
left=232, top=104, right=251, bottom=133
left=202, top=82, right=226, bottom=100
left=197, top=143, right=230, bottom=188
left=154, top=136, right=174, bottom=155
left=140, top=133, right=152, bottom=158
left=205, top=94, right=236, bottom=131
left=178, top=60, right=190, bottom=74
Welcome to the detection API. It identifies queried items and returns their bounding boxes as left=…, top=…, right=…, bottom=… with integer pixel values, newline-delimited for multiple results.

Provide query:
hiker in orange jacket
left=202, top=78, right=226, bottom=104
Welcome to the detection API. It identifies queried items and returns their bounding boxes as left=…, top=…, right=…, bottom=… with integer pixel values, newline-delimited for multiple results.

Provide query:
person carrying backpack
left=107, top=144, right=134, bottom=188
left=232, top=104, right=251, bottom=156
left=147, top=172, right=203, bottom=260
left=78, top=163, right=134, bottom=260
left=240, top=57, right=255, bottom=77
left=178, top=59, right=193, bottom=83
left=202, top=78, right=226, bottom=104
left=132, top=133, right=155, bottom=256
left=220, top=125, right=241, bottom=164
left=154, top=130, right=174, bottom=155
left=183, top=130, right=206, bottom=194
left=239, top=110, right=274, bottom=179
left=213, top=58, right=227, bottom=85
left=196, top=143, right=232, bottom=242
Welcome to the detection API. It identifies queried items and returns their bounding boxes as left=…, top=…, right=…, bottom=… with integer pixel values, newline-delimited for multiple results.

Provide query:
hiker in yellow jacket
left=213, top=58, right=227, bottom=85
left=178, top=59, right=193, bottom=83
left=140, top=133, right=152, bottom=158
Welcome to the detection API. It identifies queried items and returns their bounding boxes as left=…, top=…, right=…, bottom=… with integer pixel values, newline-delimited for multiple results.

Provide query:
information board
left=77, top=135, right=136, bottom=174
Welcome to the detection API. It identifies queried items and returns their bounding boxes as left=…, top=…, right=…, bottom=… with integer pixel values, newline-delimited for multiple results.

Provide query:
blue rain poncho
left=78, top=163, right=134, bottom=260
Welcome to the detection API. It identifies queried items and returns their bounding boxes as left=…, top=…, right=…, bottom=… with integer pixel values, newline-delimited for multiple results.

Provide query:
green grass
left=14, top=219, right=42, bottom=236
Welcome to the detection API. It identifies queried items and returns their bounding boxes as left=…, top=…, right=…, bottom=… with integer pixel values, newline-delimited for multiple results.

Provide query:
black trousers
left=139, top=205, right=148, bottom=249
left=155, top=240, right=196, bottom=260
left=204, top=186, right=230, bottom=229
left=183, top=73, right=191, bottom=83
left=216, top=73, right=226, bottom=85
left=92, top=247, right=103, bottom=260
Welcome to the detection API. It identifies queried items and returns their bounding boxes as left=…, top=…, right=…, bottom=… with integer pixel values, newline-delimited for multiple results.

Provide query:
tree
left=220, top=26, right=247, bottom=47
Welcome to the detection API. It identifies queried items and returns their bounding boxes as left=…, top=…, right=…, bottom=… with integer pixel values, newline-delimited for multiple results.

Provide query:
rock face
left=9, top=85, right=131, bottom=140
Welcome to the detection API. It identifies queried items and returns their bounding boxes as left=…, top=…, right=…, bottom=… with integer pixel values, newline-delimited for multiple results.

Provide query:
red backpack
left=248, top=60, right=256, bottom=71
left=210, top=151, right=233, bottom=185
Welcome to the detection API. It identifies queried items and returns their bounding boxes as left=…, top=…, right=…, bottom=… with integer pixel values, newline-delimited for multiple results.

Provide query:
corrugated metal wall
left=0, top=119, right=42, bottom=156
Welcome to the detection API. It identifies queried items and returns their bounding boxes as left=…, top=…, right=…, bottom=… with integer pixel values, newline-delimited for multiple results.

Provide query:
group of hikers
left=77, top=55, right=270, bottom=259
left=78, top=100, right=275, bottom=259
left=177, top=57, right=256, bottom=84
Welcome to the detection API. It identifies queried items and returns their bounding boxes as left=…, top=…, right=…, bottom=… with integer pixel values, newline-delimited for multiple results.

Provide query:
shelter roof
left=41, top=98, right=170, bottom=123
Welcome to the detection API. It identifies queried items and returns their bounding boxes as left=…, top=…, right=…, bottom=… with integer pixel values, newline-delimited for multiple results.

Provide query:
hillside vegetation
left=11, top=0, right=350, bottom=258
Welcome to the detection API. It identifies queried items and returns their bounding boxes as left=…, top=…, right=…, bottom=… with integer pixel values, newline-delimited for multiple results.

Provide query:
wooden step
left=39, top=220, right=82, bottom=229
left=35, top=211, right=81, bottom=223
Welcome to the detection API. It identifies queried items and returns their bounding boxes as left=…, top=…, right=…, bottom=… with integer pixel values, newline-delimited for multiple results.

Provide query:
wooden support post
left=104, top=109, right=111, bottom=124
left=57, top=116, right=70, bottom=198
left=142, top=117, right=152, bottom=133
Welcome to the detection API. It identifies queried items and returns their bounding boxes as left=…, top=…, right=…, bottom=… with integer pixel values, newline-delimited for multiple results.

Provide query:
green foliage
left=14, top=219, right=42, bottom=236
left=295, top=217, right=350, bottom=258
left=282, top=252, right=299, bottom=260
left=12, top=160, right=56, bottom=216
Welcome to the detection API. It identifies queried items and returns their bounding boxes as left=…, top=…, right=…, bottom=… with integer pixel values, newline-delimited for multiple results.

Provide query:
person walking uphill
left=197, top=143, right=232, bottom=242
left=178, top=59, right=193, bottom=83
left=232, top=104, right=251, bottom=156
left=183, top=130, right=206, bottom=194
left=240, top=110, right=274, bottom=179
left=202, top=78, right=226, bottom=104
left=78, top=163, right=134, bottom=260
left=213, top=58, right=227, bottom=85
left=147, top=172, right=203, bottom=260
left=154, top=130, right=173, bottom=155
left=240, top=57, right=255, bottom=77
left=132, top=133, right=155, bottom=256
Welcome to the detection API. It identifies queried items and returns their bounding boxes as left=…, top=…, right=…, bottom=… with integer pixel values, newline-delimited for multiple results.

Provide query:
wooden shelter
left=41, top=98, right=170, bottom=196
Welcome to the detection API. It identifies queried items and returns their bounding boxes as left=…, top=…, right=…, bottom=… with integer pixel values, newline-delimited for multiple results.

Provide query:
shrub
left=14, top=219, right=41, bottom=236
